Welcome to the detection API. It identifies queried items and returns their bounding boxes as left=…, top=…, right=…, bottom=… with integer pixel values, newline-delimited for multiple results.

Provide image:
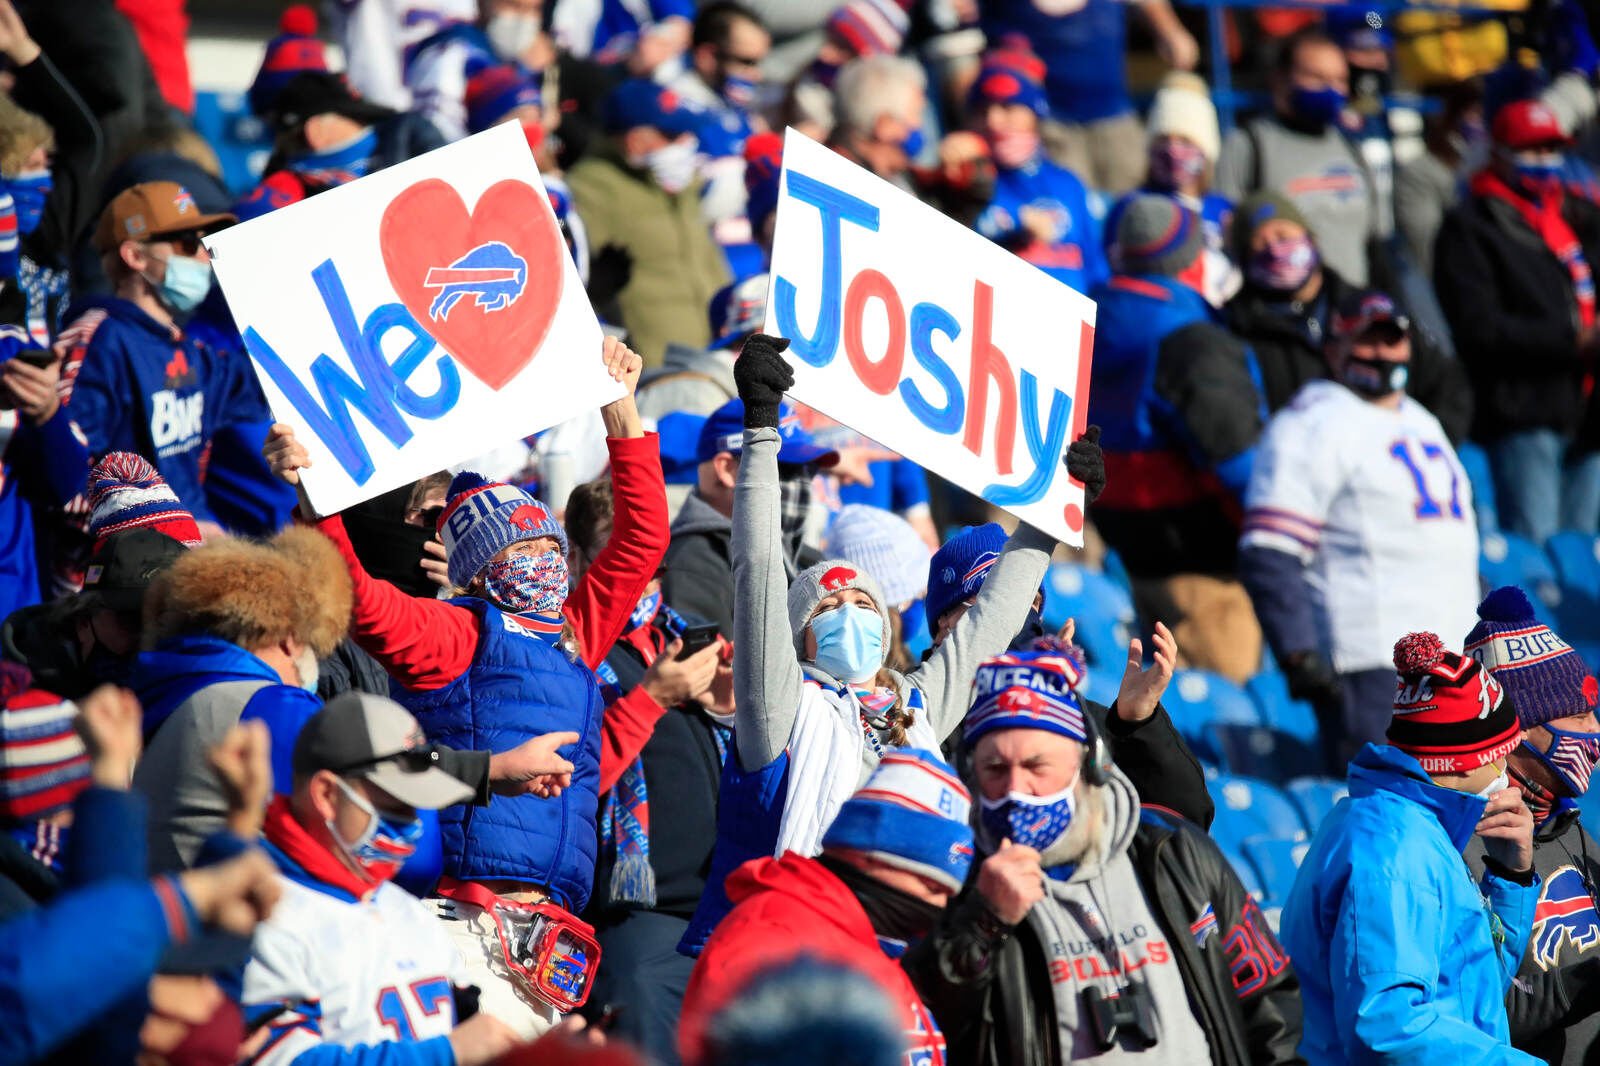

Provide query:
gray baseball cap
left=292, top=692, right=474, bottom=810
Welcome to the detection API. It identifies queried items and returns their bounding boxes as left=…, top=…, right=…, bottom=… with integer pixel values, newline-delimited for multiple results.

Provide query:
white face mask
left=486, top=11, right=540, bottom=61
left=1476, top=767, right=1510, bottom=798
left=295, top=646, right=320, bottom=694
left=632, top=139, right=698, bottom=194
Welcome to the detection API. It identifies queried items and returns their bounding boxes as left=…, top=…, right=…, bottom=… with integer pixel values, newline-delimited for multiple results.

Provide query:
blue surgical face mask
left=901, top=127, right=926, bottom=160
left=147, top=252, right=213, bottom=313
left=809, top=603, right=885, bottom=683
left=7, top=168, right=50, bottom=235
left=328, top=776, right=423, bottom=883
left=978, top=773, right=1079, bottom=852
left=1289, top=85, right=1347, bottom=127
left=721, top=73, right=759, bottom=110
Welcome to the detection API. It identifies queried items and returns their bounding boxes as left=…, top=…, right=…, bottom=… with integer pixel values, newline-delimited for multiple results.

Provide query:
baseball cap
left=1492, top=99, right=1572, bottom=150
left=695, top=399, right=840, bottom=466
left=604, top=79, right=701, bottom=137
left=708, top=274, right=769, bottom=351
left=81, top=528, right=189, bottom=614
left=94, top=180, right=237, bottom=253
left=1331, top=289, right=1410, bottom=341
left=266, top=70, right=396, bottom=134
left=292, top=692, right=475, bottom=810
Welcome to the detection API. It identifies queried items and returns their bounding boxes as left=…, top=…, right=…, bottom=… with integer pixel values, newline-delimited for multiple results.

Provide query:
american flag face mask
left=1533, top=724, right=1600, bottom=797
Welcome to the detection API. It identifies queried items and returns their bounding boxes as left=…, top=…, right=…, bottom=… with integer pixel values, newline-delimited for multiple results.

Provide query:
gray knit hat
left=1113, top=194, right=1203, bottom=277
left=788, top=559, right=894, bottom=663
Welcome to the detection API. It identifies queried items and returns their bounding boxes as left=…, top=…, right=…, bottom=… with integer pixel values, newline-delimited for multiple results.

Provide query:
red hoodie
left=679, top=854, right=947, bottom=1066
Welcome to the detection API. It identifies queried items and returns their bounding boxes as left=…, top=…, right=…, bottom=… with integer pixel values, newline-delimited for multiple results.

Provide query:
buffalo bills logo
left=821, top=565, right=857, bottom=591
left=949, top=841, right=974, bottom=863
left=1531, top=865, right=1600, bottom=970
left=173, top=188, right=195, bottom=214
left=507, top=503, right=548, bottom=532
left=963, top=552, right=1000, bottom=587
left=423, top=240, right=528, bottom=321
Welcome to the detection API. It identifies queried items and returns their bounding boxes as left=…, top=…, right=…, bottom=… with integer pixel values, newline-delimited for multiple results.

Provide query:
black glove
left=1064, top=425, right=1106, bottom=505
left=733, top=333, right=793, bottom=429
left=585, top=242, right=633, bottom=308
left=1283, top=650, right=1340, bottom=705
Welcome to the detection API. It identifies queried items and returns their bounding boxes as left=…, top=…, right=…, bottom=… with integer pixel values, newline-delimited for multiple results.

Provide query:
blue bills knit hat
left=820, top=747, right=974, bottom=893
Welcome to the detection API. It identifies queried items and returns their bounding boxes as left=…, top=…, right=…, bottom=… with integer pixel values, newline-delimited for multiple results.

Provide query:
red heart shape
left=380, top=178, right=564, bottom=391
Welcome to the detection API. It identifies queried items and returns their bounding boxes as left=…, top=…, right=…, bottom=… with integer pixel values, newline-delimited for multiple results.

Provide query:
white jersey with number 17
left=1241, top=379, right=1480, bottom=674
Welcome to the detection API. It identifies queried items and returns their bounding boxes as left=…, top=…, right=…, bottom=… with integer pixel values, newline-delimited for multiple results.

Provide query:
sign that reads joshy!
left=207, top=121, right=621, bottom=515
left=764, top=128, right=1097, bottom=546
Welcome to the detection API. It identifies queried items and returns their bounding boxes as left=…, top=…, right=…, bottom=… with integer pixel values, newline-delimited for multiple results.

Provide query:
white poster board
left=208, top=121, right=620, bottom=515
left=764, top=129, right=1097, bottom=545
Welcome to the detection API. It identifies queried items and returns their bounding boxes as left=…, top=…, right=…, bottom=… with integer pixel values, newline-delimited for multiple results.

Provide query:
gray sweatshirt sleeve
left=907, top=523, right=1055, bottom=741
left=731, top=426, right=806, bottom=770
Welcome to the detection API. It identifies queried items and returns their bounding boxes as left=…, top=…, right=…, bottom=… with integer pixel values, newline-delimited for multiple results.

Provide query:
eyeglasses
left=153, top=231, right=206, bottom=257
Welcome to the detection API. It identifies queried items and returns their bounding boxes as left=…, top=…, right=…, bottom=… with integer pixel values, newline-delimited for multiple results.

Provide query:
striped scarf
left=596, top=606, right=732, bottom=907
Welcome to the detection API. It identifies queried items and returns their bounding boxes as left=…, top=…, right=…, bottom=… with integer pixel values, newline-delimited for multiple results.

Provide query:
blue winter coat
left=974, top=157, right=1108, bottom=296
left=1280, top=744, right=1543, bottom=1064
left=396, top=598, right=604, bottom=911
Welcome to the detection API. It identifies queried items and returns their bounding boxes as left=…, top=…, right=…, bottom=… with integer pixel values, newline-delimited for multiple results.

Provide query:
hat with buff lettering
left=1465, top=586, right=1597, bottom=728
left=1389, top=631, right=1523, bottom=773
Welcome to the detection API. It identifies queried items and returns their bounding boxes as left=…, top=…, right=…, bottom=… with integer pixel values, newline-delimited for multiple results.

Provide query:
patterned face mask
left=978, top=773, right=1079, bottom=852
left=1531, top=724, right=1600, bottom=796
left=482, top=549, right=569, bottom=616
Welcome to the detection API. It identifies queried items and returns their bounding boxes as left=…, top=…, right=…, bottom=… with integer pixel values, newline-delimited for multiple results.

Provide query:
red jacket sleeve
left=564, top=433, right=670, bottom=669
left=312, top=514, right=479, bottom=692
left=597, top=687, right=667, bottom=793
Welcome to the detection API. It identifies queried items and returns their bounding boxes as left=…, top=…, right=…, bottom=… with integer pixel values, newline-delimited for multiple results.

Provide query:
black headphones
left=1080, top=707, right=1111, bottom=787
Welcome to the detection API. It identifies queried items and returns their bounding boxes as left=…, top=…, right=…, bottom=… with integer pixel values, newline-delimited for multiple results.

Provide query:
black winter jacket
left=1228, top=269, right=1473, bottom=444
left=1434, top=190, right=1600, bottom=441
left=906, top=807, right=1303, bottom=1066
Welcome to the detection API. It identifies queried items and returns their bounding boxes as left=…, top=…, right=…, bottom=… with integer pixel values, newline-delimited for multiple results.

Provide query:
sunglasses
left=153, top=231, right=206, bottom=257
left=332, top=747, right=444, bottom=776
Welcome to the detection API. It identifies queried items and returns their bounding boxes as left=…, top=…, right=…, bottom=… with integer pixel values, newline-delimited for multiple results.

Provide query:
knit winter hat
left=963, top=649, right=1087, bottom=749
left=825, top=505, right=931, bottom=608
left=464, top=61, right=542, bottom=135
left=1465, top=586, right=1597, bottom=728
left=1113, top=194, right=1204, bottom=278
left=788, top=560, right=893, bottom=662
left=248, top=4, right=329, bottom=118
left=438, top=472, right=567, bottom=589
left=0, top=688, right=90, bottom=824
left=1147, top=71, right=1222, bottom=164
left=820, top=747, right=974, bottom=893
left=86, top=452, right=202, bottom=550
left=967, top=64, right=1047, bottom=117
left=925, top=523, right=1008, bottom=637
left=1389, top=631, right=1524, bottom=773
left=826, top=0, right=909, bottom=57
left=1230, top=190, right=1313, bottom=272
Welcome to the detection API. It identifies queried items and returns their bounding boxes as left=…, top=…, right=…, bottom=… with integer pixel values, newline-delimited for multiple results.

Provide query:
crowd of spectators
left=5, top=0, right=1600, bottom=1062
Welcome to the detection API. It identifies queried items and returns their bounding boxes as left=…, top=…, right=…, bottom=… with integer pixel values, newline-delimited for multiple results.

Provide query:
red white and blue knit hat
left=963, top=649, right=1087, bottom=748
left=1, top=688, right=90, bottom=824
left=821, top=747, right=974, bottom=893
left=437, top=471, right=566, bottom=589
left=1389, top=631, right=1523, bottom=773
left=248, top=4, right=328, bottom=118
left=826, top=0, right=909, bottom=57
left=464, top=61, right=542, bottom=134
left=87, top=452, right=202, bottom=550
left=1465, top=586, right=1597, bottom=729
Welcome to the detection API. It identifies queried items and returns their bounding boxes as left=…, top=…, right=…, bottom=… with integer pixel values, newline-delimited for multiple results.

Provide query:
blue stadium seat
left=1456, top=441, right=1497, bottom=534
left=1479, top=532, right=1562, bottom=627
left=1285, top=777, right=1348, bottom=836
left=1548, top=531, right=1600, bottom=603
left=1161, top=671, right=1260, bottom=761
left=191, top=90, right=272, bottom=195
left=1242, top=835, right=1310, bottom=906
left=1207, top=774, right=1306, bottom=850
left=1218, top=843, right=1267, bottom=901
left=1207, top=724, right=1324, bottom=785
left=1041, top=563, right=1135, bottom=704
left=1244, top=670, right=1320, bottom=744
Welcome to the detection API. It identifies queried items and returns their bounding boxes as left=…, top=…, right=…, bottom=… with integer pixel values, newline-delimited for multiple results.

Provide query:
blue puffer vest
left=395, top=597, right=603, bottom=910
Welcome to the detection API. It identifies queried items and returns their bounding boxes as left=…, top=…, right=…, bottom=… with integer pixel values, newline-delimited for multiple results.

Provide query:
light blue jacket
left=1280, top=743, right=1542, bottom=1064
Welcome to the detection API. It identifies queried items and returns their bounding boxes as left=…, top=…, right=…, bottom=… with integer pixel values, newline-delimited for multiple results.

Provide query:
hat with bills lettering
left=437, top=471, right=567, bottom=589
left=963, top=649, right=1087, bottom=748
left=0, top=688, right=90, bottom=824
left=1466, top=586, right=1596, bottom=728
left=821, top=747, right=974, bottom=893
left=924, top=523, right=1009, bottom=637
left=1389, top=631, right=1523, bottom=773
